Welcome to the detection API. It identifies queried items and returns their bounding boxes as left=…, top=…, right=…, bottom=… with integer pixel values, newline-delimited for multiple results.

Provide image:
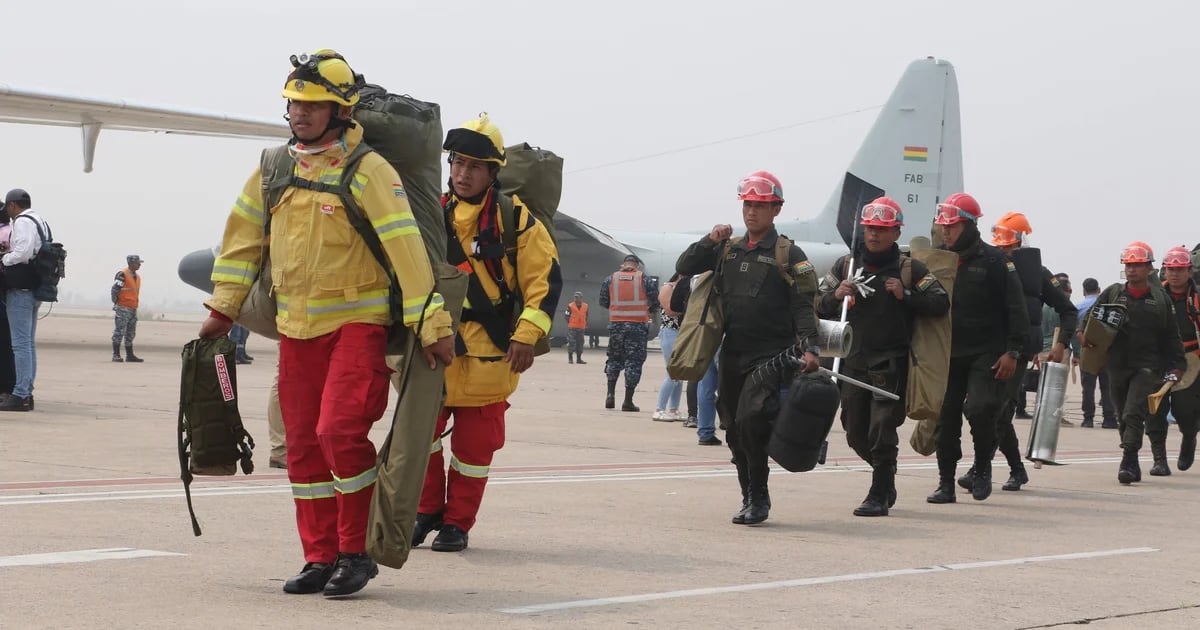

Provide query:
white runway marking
left=0, top=548, right=185, bottom=568
left=0, top=456, right=1123, bottom=507
left=498, top=547, right=1159, bottom=614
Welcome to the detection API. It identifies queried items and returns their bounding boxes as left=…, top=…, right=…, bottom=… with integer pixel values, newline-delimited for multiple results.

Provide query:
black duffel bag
left=768, top=372, right=841, bottom=472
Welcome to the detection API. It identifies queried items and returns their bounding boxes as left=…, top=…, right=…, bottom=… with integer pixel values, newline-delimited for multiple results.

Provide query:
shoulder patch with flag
left=1006, top=261, right=1017, bottom=272
left=917, top=273, right=936, bottom=291
left=1050, top=276, right=1061, bottom=287
left=392, top=183, right=406, bottom=198
left=792, top=260, right=815, bottom=276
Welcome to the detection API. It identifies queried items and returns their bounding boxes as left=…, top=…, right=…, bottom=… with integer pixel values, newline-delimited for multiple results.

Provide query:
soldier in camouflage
left=111, top=255, right=144, bottom=363
left=600, top=255, right=659, bottom=411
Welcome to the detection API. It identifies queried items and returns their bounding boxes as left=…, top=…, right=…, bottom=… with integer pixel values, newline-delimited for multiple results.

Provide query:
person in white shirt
left=0, top=189, right=48, bottom=412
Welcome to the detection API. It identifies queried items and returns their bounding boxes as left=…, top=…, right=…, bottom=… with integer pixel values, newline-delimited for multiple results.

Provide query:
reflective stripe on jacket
left=205, top=124, right=451, bottom=345
left=608, top=271, right=650, bottom=323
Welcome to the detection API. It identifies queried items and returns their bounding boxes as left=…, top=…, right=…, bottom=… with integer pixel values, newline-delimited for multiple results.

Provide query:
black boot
left=1179, top=433, right=1196, bottom=471
left=322, top=553, right=378, bottom=597
left=957, top=465, right=976, bottom=491
left=853, top=465, right=891, bottom=517
left=431, top=525, right=469, bottom=552
left=124, top=345, right=144, bottom=363
left=971, top=460, right=992, bottom=501
left=1118, top=449, right=1139, bottom=485
left=111, top=342, right=123, bottom=362
left=1002, top=462, right=1029, bottom=491
left=576, top=353, right=586, bottom=365
left=731, top=458, right=751, bottom=524
left=282, top=561, right=335, bottom=594
left=1149, top=441, right=1171, bottom=476
left=605, top=381, right=616, bottom=409
left=568, top=353, right=574, bottom=364
left=621, top=387, right=639, bottom=412
left=412, top=512, right=443, bottom=547
left=741, top=485, right=770, bottom=525
left=926, top=480, right=956, bottom=504
left=886, top=462, right=898, bottom=508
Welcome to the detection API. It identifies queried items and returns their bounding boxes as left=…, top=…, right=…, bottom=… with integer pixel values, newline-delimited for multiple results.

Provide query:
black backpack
left=13, top=214, right=67, bottom=302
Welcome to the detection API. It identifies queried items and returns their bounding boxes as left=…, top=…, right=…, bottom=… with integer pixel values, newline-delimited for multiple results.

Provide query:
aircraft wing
left=0, top=84, right=289, bottom=172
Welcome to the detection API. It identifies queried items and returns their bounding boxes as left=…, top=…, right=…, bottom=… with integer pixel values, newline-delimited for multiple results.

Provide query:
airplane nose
left=178, top=247, right=218, bottom=293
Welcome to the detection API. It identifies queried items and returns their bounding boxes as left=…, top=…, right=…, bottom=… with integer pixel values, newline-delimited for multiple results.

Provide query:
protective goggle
left=1120, top=245, right=1153, bottom=263
left=860, top=203, right=903, bottom=224
left=991, top=225, right=1026, bottom=244
left=737, top=176, right=783, bottom=200
left=287, top=52, right=363, bottom=103
left=936, top=203, right=977, bottom=223
left=1162, top=249, right=1192, bottom=268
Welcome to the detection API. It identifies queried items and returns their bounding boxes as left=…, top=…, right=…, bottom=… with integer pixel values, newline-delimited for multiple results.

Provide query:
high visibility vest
left=608, top=271, right=649, bottom=323
left=117, top=268, right=141, bottom=309
left=568, top=302, right=588, bottom=329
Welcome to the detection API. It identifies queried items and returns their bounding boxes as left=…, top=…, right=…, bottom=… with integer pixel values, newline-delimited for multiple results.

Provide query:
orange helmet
left=934, top=192, right=982, bottom=225
left=991, top=211, right=1033, bottom=247
left=860, top=197, right=903, bottom=227
left=1162, top=246, right=1192, bottom=268
left=737, top=171, right=784, bottom=203
left=1120, top=241, right=1155, bottom=264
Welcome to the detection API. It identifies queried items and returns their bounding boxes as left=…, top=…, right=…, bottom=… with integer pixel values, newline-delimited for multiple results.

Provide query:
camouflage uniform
left=112, top=306, right=137, bottom=346
left=604, top=322, right=648, bottom=388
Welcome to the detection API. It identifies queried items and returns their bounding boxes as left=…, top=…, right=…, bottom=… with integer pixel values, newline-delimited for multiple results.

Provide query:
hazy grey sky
left=2, top=0, right=1197, bottom=307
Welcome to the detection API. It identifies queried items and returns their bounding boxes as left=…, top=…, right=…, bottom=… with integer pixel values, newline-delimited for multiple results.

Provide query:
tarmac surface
left=2, top=314, right=1199, bottom=629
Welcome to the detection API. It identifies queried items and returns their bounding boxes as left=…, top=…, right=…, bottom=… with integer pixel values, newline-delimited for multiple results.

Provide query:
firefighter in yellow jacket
left=414, top=114, right=562, bottom=552
left=199, top=50, right=454, bottom=598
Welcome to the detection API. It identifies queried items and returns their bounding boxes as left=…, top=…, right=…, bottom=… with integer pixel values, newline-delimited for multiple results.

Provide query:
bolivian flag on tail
left=903, top=146, right=928, bottom=162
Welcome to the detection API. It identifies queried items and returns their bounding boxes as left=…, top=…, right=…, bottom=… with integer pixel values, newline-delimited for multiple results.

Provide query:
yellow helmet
left=443, top=113, right=506, bottom=166
left=281, top=49, right=364, bottom=107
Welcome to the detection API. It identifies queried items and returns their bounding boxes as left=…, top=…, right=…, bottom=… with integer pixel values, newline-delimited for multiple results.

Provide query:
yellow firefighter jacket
left=444, top=193, right=561, bottom=406
left=205, top=124, right=452, bottom=346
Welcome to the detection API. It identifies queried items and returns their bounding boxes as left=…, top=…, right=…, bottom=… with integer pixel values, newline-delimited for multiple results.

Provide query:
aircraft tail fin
left=788, top=58, right=963, bottom=248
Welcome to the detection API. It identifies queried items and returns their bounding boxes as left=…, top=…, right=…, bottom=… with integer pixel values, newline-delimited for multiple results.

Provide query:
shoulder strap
left=900, top=257, right=914, bottom=289
left=775, top=236, right=793, bottom=286
left=15, top=214, right=49, bottom=244
left=259, top=146, right=293, bottom=236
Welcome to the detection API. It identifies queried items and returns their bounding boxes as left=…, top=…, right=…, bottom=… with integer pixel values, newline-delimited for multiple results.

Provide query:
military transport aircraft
left=0, top=57, right=962, bottom=344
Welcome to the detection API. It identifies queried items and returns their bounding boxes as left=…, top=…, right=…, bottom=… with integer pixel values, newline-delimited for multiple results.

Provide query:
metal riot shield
left=1026, top=359, right=1070, bottom=466
left=1079, top=305, right=1123, bottom=376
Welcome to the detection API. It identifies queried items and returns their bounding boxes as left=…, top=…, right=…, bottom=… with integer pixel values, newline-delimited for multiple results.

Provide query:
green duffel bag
left=354, top=85, right=447, bottom=264
left=498, top=143, right=563, bottom=245
left=667, top=271, right=723, bottom=381
left=178, top=337, right=255, bottom=536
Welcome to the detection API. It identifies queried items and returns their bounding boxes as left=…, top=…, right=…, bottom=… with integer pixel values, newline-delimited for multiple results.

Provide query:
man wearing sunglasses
left=1083, top=243, right=1186, bottom=484
left=955, top=212, right=1076, bottom=493
left=926, top=193, right=1028, bottom=504
left=816, top=197, right=949, bottom=517
left=677, top=171, right=820, bottom=526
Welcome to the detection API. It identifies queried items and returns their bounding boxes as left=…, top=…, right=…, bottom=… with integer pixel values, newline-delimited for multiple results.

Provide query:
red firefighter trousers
left=279, top=323, right=390, bottom=563
left=419, top=401, right=509, bottom=531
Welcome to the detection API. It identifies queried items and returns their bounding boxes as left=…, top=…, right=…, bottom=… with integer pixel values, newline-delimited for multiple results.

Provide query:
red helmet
left=1162, top=246, right=1192, bottom=268
left=1120, top=241, right=1154, bottom=264
left=860, top=197, right=904, bottom=227
left=737, top=171, right=784, bottom=203
left=934, top=192, right=982, bottom=225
